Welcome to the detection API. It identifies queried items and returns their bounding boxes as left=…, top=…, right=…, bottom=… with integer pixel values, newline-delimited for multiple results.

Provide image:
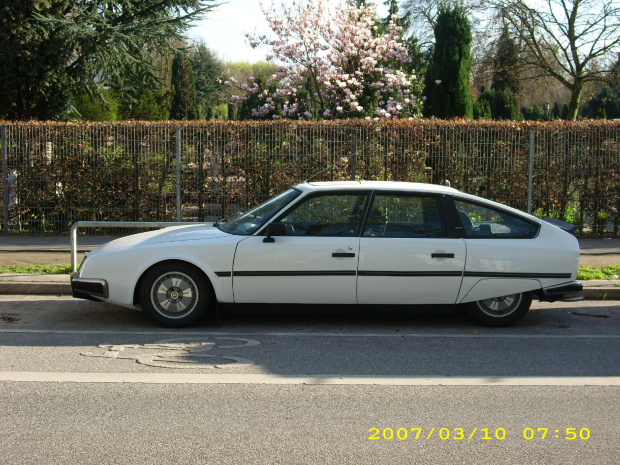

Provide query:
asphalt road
left=1, top=296, right=619, bottom=464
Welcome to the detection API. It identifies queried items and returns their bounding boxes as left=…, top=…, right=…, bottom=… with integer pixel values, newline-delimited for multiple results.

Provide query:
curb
left=0, top=282, right=72, bottom=295
left=580, top=287, right=620, bottom=301
left=0, top=275, right=72, bottom=296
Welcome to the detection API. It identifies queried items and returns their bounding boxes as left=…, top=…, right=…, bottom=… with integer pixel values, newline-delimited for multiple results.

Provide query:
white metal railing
left=70, top=221, right=199, bottom=272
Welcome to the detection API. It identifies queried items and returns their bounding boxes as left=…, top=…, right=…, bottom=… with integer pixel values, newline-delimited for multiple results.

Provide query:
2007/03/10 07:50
left=368, top=427, right=591, bottom=441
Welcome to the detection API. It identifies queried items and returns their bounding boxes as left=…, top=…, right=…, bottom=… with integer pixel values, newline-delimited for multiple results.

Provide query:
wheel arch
left=133, top=259, right=216, bottom=307
left=458, top=278, right=541, bottom=304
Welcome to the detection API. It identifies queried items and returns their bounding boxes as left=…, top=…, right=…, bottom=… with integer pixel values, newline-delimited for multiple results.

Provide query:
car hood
left=91, top=224, right=232, bottom=254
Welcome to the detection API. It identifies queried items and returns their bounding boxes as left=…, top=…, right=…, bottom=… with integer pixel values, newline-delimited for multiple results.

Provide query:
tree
left=474, top=95, right=492, bottom=118
left=74, top=87, right=121, bottom=121
left=380, top=0, right=428, bottom=79
left=496, top=0, right=620, bottom=120
left=117, top=90, right=171, bottom=120
left=478, top=87, right=521, bottom=119
left=401, top=0, right=490, bottom=47
left=611, top=53, right=620, bottom=87
left=170, top=53, right=198, bottom=120
left=487, top=25, right=521, bottom=119
left=188, top=41, right=227, bottom=119
left=584, top=87, right=620, bottom=119
left=424, top=3, right=474, bottom=118
left=0, top=0, right=216, bottom=120
left=227, top=0, right=421, bottom=119
left=492, top=25, right=520, bottom=98
left=583, top=54, right=620, bottom=119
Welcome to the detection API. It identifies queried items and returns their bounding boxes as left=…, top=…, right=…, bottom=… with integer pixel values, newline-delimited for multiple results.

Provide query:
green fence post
left=2, top=125, right=7, bottom=234
left=176, top=127, right=182, bottom=222
left=527, top=130, right=535, bottom=214
left=351, top=128, right=357, bottom=181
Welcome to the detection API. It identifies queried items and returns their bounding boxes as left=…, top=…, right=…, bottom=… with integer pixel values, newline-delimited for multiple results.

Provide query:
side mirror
left=263, top=222, right=287, bottom=243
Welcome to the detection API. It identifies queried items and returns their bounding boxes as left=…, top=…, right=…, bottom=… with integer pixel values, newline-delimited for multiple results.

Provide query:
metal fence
left=1, top=120, right=620, bottom=236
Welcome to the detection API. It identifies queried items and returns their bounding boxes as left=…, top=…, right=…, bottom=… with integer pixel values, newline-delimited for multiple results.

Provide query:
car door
left=232, top=191, right=370, bottom=304
left=357, top=193, right=466, bottom=305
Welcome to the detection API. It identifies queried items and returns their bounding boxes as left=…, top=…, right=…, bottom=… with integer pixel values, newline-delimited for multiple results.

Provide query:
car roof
left=297, top=180, right=459, bottom=194
left=295, top=181, right=539, bottom=221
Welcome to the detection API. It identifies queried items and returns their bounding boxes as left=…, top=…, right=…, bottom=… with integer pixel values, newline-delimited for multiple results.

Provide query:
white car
left=72, top=181, right=582, bottom=327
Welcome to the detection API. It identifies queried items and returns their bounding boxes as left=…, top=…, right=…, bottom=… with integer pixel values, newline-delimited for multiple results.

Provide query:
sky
left=188, top=0, right=388, bottom=64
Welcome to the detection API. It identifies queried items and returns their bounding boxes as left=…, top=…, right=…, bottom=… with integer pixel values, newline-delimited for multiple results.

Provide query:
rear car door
left=357, top=193, right=466, bottom=305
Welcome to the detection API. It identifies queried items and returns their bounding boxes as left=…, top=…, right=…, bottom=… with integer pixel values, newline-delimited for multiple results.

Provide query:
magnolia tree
left=226, top=0, right=422, bottom=120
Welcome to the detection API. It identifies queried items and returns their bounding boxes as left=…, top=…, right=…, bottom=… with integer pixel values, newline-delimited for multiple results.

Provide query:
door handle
left=432, top=253, right=454, bottom=258
left=332, top=252, right=356, bottom=258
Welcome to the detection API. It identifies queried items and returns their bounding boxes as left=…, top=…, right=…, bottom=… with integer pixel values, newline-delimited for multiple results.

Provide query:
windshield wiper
left=214, top=211, right=244, bottom=227
left=213, top=217, right=227, bottom=227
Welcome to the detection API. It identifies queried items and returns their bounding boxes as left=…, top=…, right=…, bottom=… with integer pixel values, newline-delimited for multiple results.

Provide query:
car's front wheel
left=139, top=262, right=212, bottom=328
left=466, top=291, right=533, bottom=327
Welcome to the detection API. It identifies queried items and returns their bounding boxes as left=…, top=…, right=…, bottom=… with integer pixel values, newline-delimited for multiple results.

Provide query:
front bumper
left=71, top=273, right=109, bottom=302
left=538, top=281, right=583, bottom=302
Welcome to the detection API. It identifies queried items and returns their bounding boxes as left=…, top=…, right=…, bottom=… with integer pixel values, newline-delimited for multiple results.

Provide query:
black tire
left=139, top=261, right=212, bottom=328
left=466, top=291, right=533, bottom=327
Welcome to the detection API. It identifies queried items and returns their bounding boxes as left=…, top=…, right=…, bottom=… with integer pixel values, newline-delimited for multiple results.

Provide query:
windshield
left=217, top=188, right=302, bottom=235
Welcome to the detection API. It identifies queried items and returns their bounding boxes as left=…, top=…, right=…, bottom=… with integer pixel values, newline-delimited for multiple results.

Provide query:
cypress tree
left=170, top=53, right=198, bottom=120
left=188, top=42, right=226, bottom=119
left=424, top=3, right=473, bottom=119
left=492, top=26, right=520, bottom=96
left=491, top=25, right=521, bottom=118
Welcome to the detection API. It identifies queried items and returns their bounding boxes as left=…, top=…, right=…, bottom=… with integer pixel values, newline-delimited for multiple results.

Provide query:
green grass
left=0, top=264, right=72, bottom=275
left=577, top=265, right=620, bottom=281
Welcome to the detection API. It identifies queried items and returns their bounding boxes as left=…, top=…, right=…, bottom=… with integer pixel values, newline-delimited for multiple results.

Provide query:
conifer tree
left=490, top=25, right=521, bottom=118
left=424, top=3, right=473, bottom=118
left=0, top=0, right=215, bottom=120
left=492, top=26, right=520, bottom=97
left=188, top=42, right=226, bottom=119
left=170, top=54, right=198, bottom=120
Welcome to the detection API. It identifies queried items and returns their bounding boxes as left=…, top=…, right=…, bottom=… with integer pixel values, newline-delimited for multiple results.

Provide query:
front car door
left=232, top=191, right=370, bottom=304
left=357, top=193, right=466, bottom=305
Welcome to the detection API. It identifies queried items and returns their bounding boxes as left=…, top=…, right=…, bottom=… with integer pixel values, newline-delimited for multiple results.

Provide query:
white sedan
left=72, top=181, right=582, bottom=327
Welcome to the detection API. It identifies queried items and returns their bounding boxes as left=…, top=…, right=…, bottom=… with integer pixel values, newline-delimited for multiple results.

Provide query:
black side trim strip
left=464, top=271, right=572, bottom=279
left=215, top=272, right=232, bottom=277
left=358, top=271, right=463, bottom=277
left=233, top=271, right=357, bottom=277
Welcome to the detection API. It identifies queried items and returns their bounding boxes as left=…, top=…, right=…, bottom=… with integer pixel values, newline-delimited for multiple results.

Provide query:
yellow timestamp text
left=368, top=427, right=591, bottom=441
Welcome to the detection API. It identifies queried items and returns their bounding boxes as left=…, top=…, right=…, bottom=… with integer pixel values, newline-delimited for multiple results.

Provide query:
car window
left=276, top=193, right=369, bottom=237
left=454, top=199, right=539, bottom=238
left=218, top=188, right=301, bottom=235
left=362, top=194, right=444, bottom=238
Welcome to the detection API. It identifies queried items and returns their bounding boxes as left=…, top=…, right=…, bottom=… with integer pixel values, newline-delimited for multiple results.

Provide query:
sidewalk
left=0, top=235, right=619, bottom=298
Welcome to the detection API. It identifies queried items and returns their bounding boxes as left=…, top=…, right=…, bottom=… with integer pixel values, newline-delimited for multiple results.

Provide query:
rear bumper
left=538, top=281, right=583, bottom=302
left=71, top=273, right=109, bottom=302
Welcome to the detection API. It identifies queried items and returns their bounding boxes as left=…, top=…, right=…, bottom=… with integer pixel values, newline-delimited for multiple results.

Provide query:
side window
left=362, top=194, right=444, bottom=238
left=454, top=199, right=539, bottom=238
left=276, top=193, right=368, bottom=237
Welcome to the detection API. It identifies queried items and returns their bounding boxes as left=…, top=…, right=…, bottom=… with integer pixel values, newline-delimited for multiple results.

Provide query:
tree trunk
left=567, top=82, right=583, bottom=121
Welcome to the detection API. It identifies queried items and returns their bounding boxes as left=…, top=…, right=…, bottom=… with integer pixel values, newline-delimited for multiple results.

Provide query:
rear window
left=454, top=199, right=539, bottom=238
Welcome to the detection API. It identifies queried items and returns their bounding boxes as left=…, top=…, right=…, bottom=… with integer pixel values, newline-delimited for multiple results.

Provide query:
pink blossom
left=227, top=0, right=422, bottom=119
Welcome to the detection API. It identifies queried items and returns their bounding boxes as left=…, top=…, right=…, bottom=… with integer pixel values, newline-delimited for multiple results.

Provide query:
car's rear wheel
left=466, top=291, right=533, bottom=327
left=139, top=262, right=212, bottom=328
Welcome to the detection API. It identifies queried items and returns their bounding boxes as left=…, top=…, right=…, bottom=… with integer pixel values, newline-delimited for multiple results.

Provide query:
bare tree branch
left=494, top=0, right=620, bottom=119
